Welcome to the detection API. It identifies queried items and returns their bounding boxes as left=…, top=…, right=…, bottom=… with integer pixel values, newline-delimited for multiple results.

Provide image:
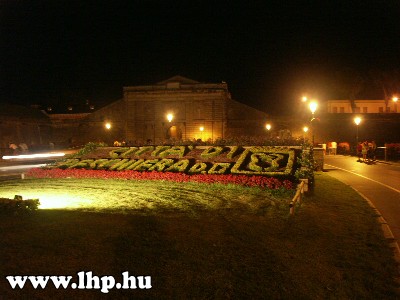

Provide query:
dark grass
left=0, top=174, right=399, bottom=299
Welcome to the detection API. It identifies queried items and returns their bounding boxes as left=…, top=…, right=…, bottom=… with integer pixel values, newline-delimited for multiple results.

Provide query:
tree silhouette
left=369, top=69, right=400, bottom=108
left=331, top=68, right=365, bottom=112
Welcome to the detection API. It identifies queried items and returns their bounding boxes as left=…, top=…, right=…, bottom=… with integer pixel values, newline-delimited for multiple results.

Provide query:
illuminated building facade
left=0, top=76, right=271, bottom=151
left=327, top=99, right=399, bottom=114
left=85, top=76, right=269, bottom=145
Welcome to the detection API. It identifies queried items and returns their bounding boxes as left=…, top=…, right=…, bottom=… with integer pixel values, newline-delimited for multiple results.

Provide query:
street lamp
left=393, top=96, right=398, bottom=112
left=199, top=126, right=204, bottom=140
left=309, top=101, right=318, bottom=116
left=104, top=122, right=112, bottom=146
left=265, top=123, right=271, bottom=139
left=166, top=113, right=173, bottom=122
left=309, top=101, right=318, bottom=146
left=354, top=116, right=361, bottom=147
left=303, top=126, right=309, bottom=143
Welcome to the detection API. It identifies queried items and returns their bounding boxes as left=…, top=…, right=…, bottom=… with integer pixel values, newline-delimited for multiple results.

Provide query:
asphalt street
left=324, top=155, right=400, bottom=247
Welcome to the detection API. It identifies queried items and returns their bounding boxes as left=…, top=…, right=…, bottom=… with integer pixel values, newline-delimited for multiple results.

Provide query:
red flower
left=26, top=168, right=295, bottom=191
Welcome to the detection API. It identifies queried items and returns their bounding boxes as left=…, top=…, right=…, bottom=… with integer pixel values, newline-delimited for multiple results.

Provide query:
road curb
left=350, top=186, right=400, bottom=279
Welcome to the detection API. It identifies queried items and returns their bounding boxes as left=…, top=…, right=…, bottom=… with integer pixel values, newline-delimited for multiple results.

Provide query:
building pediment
left=157, top=75, right=200, bottom=85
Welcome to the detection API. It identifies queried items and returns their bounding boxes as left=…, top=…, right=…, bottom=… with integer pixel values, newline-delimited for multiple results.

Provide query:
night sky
left=1, top=0, right=400, bottom=114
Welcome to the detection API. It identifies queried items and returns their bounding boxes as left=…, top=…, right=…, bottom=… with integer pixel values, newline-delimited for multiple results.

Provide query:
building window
left=386, top=107, right=391, bottom=113
left=340, top=107, right=345, bottom=113
left=354, top=107, right=360, bottom=113
left=332, top=107, right=338, bottom=113
left=363, top=107, right=368, bottom=113
left=193, top=102, right=204, bottom=119
left=379, top=107, right=384, bottom=113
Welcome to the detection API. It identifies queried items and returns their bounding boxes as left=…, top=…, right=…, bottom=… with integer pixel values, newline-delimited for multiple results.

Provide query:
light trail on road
left=2, top=152, right=65, bottom=160
left=0, top=164, right=46, bottom=171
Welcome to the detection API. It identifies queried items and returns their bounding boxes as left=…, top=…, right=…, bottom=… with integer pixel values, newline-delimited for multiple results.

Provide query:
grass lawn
left=0, top=173, right=399, bottom=299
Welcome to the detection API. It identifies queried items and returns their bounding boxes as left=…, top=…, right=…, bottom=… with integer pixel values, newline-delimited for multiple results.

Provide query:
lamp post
left=104, top=122, right=112, bottom=145
left=303, top=126, right=309, bottom=143
left=199, top=126, right=204, bottom=141
left=165, top=113, right=174, bottom=140
left=265, top=123, right=271, bottom=139
left=354, top=116, right=361, bottom=149
left=309, top=101, right=318, bottom=147
left=309, top=101, right=318, bottom=117
left=393, top=96, right=398, bottom=113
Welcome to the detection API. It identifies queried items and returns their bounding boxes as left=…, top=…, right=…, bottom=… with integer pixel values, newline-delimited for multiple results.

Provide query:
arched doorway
left=167, top=125, right=182, bottom=140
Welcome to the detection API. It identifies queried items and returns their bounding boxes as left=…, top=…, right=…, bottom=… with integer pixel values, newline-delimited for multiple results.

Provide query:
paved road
left=324, top=155, right=400, bottom=244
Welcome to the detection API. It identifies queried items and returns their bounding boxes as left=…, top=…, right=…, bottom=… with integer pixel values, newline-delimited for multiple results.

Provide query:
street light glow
left=302, top=96, right=308, bottom=102
left=393, top=96, right=398, bottom=102
left=167, top=113, right=173, bottom=122
left=266, top=124, right=271, bottom=131
left=303, top=126, right=309, bottom=133
left=354, top=116, right=362, bottom=146
left=105, top=122, right=111, bottom=129
left=199, top=126, right=204, bottom=132
left=309, top=101, right=318, bottom=114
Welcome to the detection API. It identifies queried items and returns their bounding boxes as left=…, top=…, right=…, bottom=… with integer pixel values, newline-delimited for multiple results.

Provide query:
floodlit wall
left=327, top=100, right=400, bottom=114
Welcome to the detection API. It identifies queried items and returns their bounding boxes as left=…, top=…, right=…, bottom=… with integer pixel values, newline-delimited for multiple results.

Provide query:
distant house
left=327, top=99, right=399, bottom=114
left=319, top=99, right=400, bottom=145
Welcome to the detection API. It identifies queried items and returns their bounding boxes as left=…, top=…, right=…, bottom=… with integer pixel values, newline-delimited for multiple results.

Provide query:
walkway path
left=324, top=155, right=400, bottom=267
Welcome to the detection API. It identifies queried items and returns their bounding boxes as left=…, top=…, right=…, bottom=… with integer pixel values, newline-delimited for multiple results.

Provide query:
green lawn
left=0, top=174, right=399, bottom=299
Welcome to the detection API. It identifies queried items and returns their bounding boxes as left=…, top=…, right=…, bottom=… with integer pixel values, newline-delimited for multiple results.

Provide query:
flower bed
left=51, top=145, right=300, bottom=178
left=26, top=168, right=295, bottom=190
left=33, top=144, right=312, bottom=190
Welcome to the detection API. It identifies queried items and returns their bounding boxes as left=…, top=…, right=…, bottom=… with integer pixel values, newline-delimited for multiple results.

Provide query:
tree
left=331, top=68, right=365, bottom=112
left=369, top=69, right=400, bottom=108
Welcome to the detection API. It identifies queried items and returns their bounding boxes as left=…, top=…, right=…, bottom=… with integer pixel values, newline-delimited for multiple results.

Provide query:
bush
left=188, top=162, right=209, bottom=174
left=165, top=159, right=192, bottom=173
left=158, top=146, right=189, bottom=158
left=230, top=147, right=297, bottom=177
left=294, top=143, right=315, bottom=188
left=71, top=142, right=107, bottom=157
left=0, top=195, right=40, bottom=214
left=208, top=163, right=232, bottom=174
left=200, top=146, right=225, bottom=159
